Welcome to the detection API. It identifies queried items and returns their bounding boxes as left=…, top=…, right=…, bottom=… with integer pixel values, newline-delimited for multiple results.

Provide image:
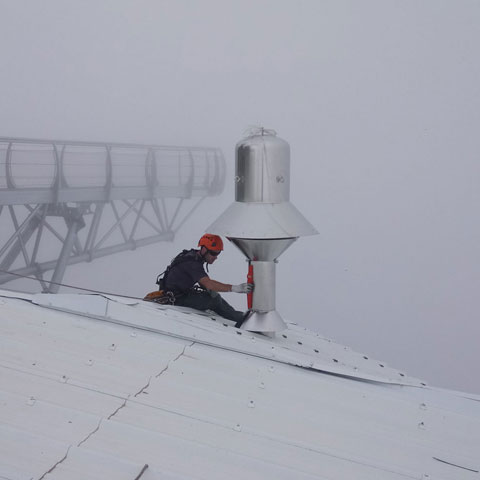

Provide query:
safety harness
left=156, top=249, right=200, bottom=290
left=145, top=249, right=204, bottom=305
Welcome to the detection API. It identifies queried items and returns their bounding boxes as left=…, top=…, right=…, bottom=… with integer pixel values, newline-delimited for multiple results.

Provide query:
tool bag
left=143, top=290, right=176, bottom=305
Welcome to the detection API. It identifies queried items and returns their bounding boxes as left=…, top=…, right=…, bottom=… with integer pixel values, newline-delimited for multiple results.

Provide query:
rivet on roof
left=26, top=396, right=36, bottom=406
left=109, top=343, right=116, bottom=351
left=420, top=403, right=427, bottom=410
left=234, top=424, right=242, bottom=432
left=248, top=400, right=255, bottom=408
left=268, top=366, right=275, bottom=373
left=314, top=349, right=319, bottom=353
left=60, top=375, right=68, bottom=383
left=418, top=421, right=426, bottom=430
left=258, top=382, right=265, bottom=389
left=86, top=359, right=94, bottom=366
left=131, top=330, right=137, bottom=337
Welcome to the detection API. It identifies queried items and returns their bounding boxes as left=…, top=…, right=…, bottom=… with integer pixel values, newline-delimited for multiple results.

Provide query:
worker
left=156, top=234, right=253, bottom=327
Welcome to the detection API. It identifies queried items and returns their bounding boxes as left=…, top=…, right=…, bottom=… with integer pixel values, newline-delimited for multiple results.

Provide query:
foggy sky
left=1, top=0, right=479, bottom=394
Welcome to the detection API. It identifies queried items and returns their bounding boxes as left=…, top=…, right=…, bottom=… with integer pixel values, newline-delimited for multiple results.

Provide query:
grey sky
left=1, top=0, right=479, bottom=394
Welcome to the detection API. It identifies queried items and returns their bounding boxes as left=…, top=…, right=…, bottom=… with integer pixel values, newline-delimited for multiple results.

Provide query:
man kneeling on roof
left=150, top=234, right=253, bottom=327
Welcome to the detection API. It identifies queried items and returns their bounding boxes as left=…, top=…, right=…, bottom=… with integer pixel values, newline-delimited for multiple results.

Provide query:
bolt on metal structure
left=0, top=137, right=225, bottom=292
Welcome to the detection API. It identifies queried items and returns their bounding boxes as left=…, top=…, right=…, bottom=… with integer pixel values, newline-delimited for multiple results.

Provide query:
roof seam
left=35, top=300, right=415, bottom=388
left=38, top=445, right=71, bottom=480
left=156, top=343, right=193, bottom=380
left=134, top=464, right=149, bottom=480
left=433, top=456, right=479, bottom=473
left=77, top=418, right=103, bottom=447
left=135, top=343, right=193, bottom=397
left=107, top=400, right=128, bottom=421
left=70, top=344, right=195, bottom=461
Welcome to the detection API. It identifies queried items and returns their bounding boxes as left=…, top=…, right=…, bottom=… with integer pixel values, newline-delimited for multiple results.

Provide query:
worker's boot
left=235, top=310, right=252, bottom=328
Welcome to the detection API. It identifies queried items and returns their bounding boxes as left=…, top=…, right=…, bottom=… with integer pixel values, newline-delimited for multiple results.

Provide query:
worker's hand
left=231, top=283, right=254, bottom=294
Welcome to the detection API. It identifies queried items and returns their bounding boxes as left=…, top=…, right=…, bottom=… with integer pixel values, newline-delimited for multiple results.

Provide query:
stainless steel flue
left=208, top=129, right=317, bottom=334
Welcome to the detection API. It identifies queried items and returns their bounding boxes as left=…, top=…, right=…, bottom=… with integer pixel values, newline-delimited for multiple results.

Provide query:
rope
left=0, top=268, right=143, bottom=300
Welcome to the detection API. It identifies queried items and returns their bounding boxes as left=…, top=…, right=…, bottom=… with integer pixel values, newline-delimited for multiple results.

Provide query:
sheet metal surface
left=31, top=293, right=425, bottom=386
left=1, top=291, right=479, bottom=479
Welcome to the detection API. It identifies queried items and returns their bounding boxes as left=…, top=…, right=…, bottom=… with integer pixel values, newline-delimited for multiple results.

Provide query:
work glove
left=231, top=283, right=254, bottom=294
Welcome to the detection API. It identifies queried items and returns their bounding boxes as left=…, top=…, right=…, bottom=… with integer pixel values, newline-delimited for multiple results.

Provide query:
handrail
left=0, top=137, right=225, bottom=205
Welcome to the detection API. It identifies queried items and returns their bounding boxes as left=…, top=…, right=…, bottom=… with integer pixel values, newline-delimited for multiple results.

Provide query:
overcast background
left=1, top=0, right=479, bottom=394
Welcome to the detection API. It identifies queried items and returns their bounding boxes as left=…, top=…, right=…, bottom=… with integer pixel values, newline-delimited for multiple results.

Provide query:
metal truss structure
left=0, top=137, right=225, bottom=292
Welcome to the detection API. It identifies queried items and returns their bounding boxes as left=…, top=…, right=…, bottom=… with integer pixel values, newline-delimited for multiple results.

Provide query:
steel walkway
left=0, top=137, right=225, bottom=292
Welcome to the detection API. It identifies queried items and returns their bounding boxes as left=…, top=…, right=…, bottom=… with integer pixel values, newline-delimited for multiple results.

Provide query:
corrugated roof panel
left=2, top=296, right=191, bottom=397
left=0, top=424, right=70, bottom=480
left=1, top=290, right=479, bottom=479
left=82, top=419, right=333, bottom=480
left=31, top=293, right=425, bottom=386
left=121, top=343, right=479, bottom=477
left=44, top=447, right=151, bottom=480
left=0, top=389, right=101, bottom=445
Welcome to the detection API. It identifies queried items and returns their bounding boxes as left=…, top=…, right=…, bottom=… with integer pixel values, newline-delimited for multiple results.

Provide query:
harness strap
left=156, top=249, right=204, bottom=293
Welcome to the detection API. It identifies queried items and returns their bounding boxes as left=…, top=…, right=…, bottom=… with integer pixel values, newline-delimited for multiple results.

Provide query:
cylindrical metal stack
left=235, top=134, right=290, bottom=203
left=207, top=129, right=317, bottom=334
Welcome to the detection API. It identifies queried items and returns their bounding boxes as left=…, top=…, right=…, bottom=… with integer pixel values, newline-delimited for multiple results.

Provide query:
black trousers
left=174, top=289, right=244, bottom=323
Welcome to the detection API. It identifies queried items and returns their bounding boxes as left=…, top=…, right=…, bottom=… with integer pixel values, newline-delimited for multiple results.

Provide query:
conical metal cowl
left=207, top=129, right=318, bottom=334
left=206, top=201, right=317, bottom=240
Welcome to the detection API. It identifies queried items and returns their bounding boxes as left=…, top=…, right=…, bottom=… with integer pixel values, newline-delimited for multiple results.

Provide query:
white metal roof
left=1, top=289, right=479, bottom=479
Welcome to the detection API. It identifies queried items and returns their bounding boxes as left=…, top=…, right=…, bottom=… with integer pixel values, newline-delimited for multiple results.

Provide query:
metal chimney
left=207, top=129, right=318, bottom=334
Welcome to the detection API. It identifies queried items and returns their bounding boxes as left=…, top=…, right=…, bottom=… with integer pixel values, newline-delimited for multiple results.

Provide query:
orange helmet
left=198, top=234, right=224, bottom=251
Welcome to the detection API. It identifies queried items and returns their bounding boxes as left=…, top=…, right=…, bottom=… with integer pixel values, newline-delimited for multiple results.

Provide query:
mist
left=1, top=0, right=479, bottom=394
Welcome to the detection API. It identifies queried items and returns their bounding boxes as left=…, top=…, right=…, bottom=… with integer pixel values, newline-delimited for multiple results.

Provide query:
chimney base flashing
left=240, top=310, right=286, bottom=334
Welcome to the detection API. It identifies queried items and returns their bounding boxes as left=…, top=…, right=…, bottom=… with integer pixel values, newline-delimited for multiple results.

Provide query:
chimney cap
left=207, top=201, right=318, bottom=239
